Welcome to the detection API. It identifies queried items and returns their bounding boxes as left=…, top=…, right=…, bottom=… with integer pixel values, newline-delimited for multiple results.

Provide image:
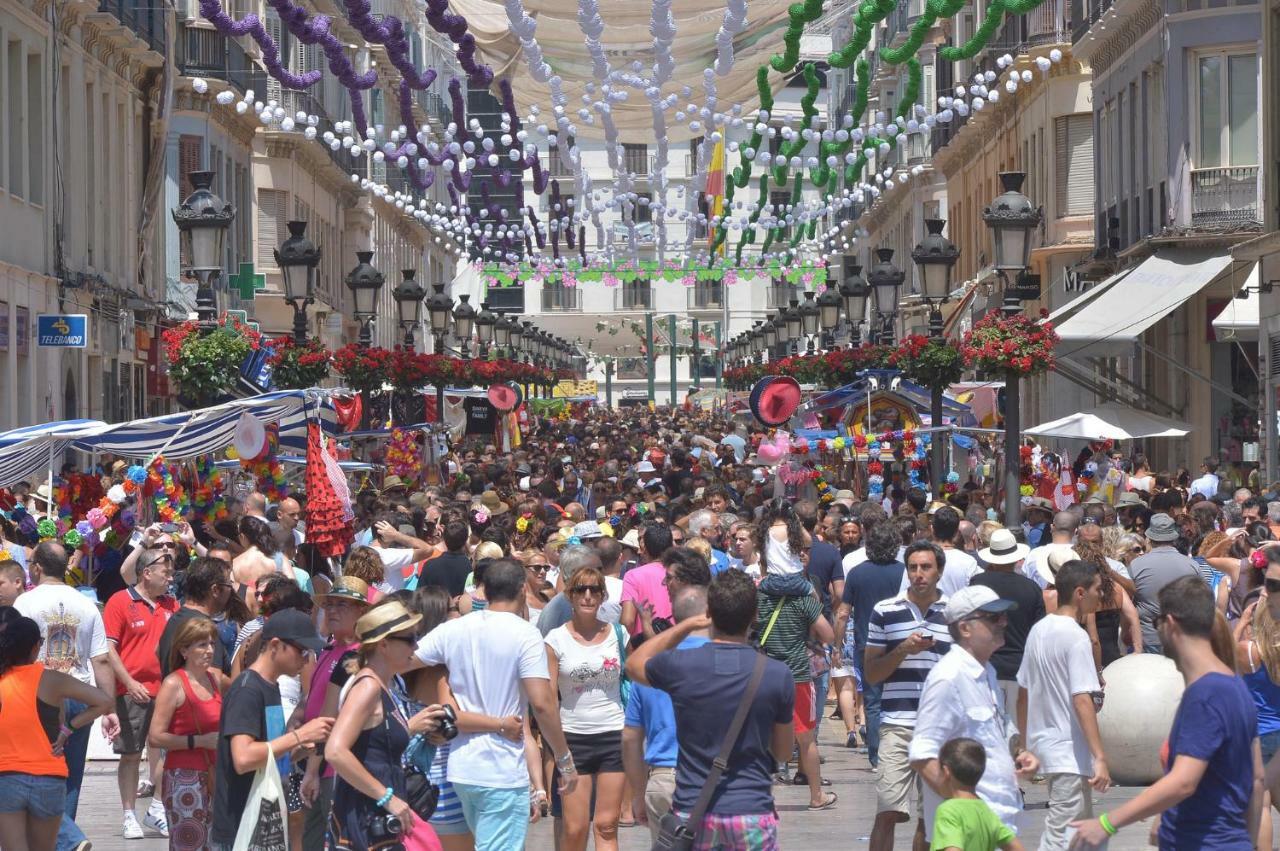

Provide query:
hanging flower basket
left=892, top=335, right=965, bottom=389
left=822, top=343, right=896, bottom=385
left=387, top=349, right=432, bottom=391
left=961, top=311, right=1059, bottom=376
left=162, top=315, right=261, bottom=407
left=332, top=344, right=392, bottom=391
left=267, top=337, right=332, bottom=390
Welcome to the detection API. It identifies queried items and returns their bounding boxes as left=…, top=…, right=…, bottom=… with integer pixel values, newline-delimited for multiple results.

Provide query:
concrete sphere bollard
left=1097, top=653, right=1184, bottom=785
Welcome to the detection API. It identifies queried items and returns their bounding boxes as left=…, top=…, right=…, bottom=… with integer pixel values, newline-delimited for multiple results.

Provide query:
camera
left=366, top=812, right=404, bottom=843
left=438, top=704, right=459, bottom=741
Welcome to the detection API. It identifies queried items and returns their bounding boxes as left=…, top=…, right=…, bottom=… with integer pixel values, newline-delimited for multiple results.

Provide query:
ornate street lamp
left=391, top=269, right=426, bottom=348
left=983, top=171, right=1043, bottom=528
left=816, top=287, right=841, bottom=350
left=867, top=248, right=905, bottom=345
left=912, top=218, right=960, bottom=338
left=494, top=314, right=514, bottom=357
left=425, top=283, right=454, bottom=354
left=750, top=322, right=766, bottom=363
left=840, top=259, right=869, bottom=347
left=275, top=220, right=321, bottom=343
left=475, top=302, right=498, bottom=358
left=344, top=251, right=385, bottom=347
left=800, top=291, right=820, bottom=353
left=784, top=299, right=803, bottom=355
left=452, top=294, right=477, bottom=358
left=173, top=170, right=235, bottom=331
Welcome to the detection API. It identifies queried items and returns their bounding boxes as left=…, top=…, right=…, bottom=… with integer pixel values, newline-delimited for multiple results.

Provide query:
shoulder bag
left=651, top=651, right=768, bottom=851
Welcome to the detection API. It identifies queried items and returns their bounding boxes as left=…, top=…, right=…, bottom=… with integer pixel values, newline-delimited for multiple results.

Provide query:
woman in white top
left=544, top=566, right=626, bottom=851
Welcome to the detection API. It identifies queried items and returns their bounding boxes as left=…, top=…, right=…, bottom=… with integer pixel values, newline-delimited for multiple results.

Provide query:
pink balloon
left=758, top=443, right=783, bottom=464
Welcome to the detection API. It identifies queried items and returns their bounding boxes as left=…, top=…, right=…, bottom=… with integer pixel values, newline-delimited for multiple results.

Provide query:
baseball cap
left=261, top=609, right=326, bottom=653
left=944, top=586, right=1018, bottom=625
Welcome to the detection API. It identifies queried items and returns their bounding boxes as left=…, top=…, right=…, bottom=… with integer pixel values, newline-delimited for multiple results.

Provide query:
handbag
left=612, top=622, right=634, bottom=709
left=232, top=727, right=289, bottom=851
left=651, top=652, right=768, bottom=851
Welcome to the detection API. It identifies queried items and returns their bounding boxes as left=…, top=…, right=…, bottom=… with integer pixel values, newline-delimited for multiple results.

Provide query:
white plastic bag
left=231, top=746, right=289, bottom=851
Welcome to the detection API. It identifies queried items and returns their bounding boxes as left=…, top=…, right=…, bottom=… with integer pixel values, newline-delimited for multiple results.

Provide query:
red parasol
left=304, top=420, right=353, bottom=557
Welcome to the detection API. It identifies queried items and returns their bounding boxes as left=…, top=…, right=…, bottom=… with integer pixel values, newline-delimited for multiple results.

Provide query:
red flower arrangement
left=162, top=314, right=262, bottom=405
left=332, top=344, right=392, bottom=390
left=267, top=336, right=332, bottom=389
left=960, top=311, right=1058, bottom=376
left=891, top=334, right=965, bottom=389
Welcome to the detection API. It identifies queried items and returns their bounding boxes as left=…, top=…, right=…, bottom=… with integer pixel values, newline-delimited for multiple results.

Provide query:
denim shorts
left=1261, top=729, right=1280, bottom=763
left=0, top=772, right=67, bottom=819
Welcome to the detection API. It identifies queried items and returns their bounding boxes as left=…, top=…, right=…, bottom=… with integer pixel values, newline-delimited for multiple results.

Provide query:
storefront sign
left=36, top=314, right=87, bottom=348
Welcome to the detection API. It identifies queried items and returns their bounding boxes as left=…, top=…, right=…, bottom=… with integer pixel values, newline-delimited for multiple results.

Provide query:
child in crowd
left=0, top=559, right=25, bottom=606
left=931, top=738, right=1025, bottom=851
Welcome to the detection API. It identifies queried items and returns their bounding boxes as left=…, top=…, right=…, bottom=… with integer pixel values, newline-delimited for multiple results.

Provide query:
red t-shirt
left=104, top=587, right=178, bottom=696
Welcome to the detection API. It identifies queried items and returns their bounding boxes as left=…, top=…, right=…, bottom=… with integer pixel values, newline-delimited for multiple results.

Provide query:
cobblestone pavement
left=75, top=715, right=1156, bottom=849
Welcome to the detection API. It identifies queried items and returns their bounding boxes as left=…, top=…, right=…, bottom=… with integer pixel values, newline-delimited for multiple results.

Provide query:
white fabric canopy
left=1043, top=267, right=1132, bottom=325
left=1212, top=263, right=1260, bottom=341
left=1025, top=404, right=1191, bottom=440
left=1053, top=249, right=1236, bottom=358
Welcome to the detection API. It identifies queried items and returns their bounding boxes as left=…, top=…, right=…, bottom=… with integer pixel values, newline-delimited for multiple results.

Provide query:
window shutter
left=257, top=189, right=288, bottom=268
left=1056, top=114, right=1094, bottom=217
left=1269, top=334, right=1280, bottom=378
left=264, top=12, right=283, bottom=102
left=179, top=135, right=201, bottom=200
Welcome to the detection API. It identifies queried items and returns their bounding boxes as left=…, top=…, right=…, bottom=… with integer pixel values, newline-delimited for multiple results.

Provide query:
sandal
left=807, top=791, right=838, bottom=811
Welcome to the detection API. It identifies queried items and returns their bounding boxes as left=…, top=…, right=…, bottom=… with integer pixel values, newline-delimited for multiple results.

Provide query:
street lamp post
left=475, top=302, right=497, bottom=358
left=983, top=171, right=1043, bottom=527
left=784, top=300, right=802, bottom=356
left=494, top=314, right=513, bottom=358
left=452, top=294, right=476, bottom=358
left=800, top=292, right=820, bottom=353
left=867, top=248, right=904, bottom=345
left=840, top=260, right=868, bottom=347
left=391, top=269, right=426, bottom=349
left=816, top=287, right=841, bottom=350
left=912, top=217, right=961, bottom=495
left=344, top=251, right=385, bottom=347
left=425, top=283, right=454, bottom=355
left=172, top=171, right=235, bottom=332
left=275, top=220, right=321, bottom=343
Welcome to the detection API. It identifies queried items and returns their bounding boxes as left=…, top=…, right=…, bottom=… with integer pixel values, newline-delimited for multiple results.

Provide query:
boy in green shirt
left=931, top=738, right=1025, bottom=851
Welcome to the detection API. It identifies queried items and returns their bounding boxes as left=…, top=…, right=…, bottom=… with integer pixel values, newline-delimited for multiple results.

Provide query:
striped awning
left=0, top=420, right=109, bottom=490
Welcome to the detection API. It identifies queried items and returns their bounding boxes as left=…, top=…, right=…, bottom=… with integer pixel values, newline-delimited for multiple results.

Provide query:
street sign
left=36, top=314, right=87, bottom=347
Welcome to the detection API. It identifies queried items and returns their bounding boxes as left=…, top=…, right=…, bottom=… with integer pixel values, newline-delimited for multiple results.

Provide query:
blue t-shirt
left=841, top=560, right=907, bottom=662
left=1159, top=672, right=1257, bottom=850
left=806, top=540, right=843, bottom=619
left=645, top=641, right=794, bottom=815
left=709, top=549, right=732, bottom=575
left=625, top=636, right=710, bottom=766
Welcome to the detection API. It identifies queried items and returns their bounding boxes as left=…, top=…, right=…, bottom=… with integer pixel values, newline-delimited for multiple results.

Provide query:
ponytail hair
left=0, top=607, right=41, bottom=677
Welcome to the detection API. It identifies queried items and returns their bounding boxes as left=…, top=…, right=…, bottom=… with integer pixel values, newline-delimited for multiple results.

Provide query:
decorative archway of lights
left=195, top=0, right=1062, bottom=270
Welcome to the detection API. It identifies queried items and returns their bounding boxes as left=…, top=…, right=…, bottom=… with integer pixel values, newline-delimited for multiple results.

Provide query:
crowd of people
left=0, top=405, right=1276, bottom=850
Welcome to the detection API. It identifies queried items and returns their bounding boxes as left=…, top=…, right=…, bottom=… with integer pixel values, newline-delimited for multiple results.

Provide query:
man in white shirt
left=931, top=507, right=981, bottom=597
left=909, top=586, right=1040, bottom=841
left=1190, top=457, right=1221, bottom=500
left=15, top=541, right=120, bottom=851
left=1023, top=511, right=1079, bottom=590
left=1017, top=557, right=1111, bottom=851
left=411, top=560, right=575, bottom=849
left=369, top=514, right=433, bottom=590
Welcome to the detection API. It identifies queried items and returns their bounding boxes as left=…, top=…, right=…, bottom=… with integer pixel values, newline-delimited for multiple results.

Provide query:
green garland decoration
left=940, top=0, right=1007, bottom=60
left=772, top=62, right=822, bottom=187
left=769, top=0, right=826, bottom=73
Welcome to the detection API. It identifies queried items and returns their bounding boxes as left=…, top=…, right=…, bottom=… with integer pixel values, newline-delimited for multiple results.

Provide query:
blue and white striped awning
left=0, top=420, right=109, bottom=489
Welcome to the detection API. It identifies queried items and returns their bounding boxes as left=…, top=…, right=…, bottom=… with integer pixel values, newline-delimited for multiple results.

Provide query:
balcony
left=98, top=0, right=165, bottom=55
left=1191, top=166, right=1260, bottom=229
left=541, top=287, right=583, bottom=312
left=767, top=284, right=803, bottom=309
left=1071, top=0, right=1112, bottom=43
left=625, top=146, right=649, bottom=175
left=178, top=25, right=267, bottom=94
left=689, top=282, right=725, bottom=310
left=484, top=287, right=525, bottom=313
left=615, top=285, right=654, bottom=311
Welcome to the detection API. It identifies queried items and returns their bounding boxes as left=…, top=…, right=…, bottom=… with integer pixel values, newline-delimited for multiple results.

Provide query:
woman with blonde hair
left=148, top=617, right=230, bottom=850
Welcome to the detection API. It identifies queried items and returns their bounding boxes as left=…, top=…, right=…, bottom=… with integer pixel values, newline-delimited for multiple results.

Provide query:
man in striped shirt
left=863, top=541, right=952, bottom=851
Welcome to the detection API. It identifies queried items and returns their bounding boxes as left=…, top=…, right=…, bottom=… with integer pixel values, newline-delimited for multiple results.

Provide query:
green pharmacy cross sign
left=230, top=263, right=266, bottom=301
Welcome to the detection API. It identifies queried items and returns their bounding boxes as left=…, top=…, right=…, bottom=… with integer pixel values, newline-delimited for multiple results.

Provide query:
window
left=1055, top=114, right=1094, bottom=217
left=1196, top=49, right=1258, bottom=168
left=25, top=52, right=40, bottom=204
left=635, top=193, right=652, bottom=223
left=624, top=143, right=648, bottom=174
left=8, top=41, right=22, bottom=197
left=257, top=188, right=288, bottom=268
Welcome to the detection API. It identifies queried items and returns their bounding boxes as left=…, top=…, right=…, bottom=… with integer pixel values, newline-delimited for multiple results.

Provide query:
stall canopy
left=1053, top=249, right=1237, bottom=357
left=0, top=420, right=108, bottom=490
left=1024, top=404, right=1191, bottom=440
left=1212, top=264, right=1260, bottom=342
left=1043, top=267, right=1133, bottom=324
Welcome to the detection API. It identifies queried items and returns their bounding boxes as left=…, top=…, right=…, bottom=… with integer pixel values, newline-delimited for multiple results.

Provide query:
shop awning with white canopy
left=1025, top=404, right=1192, bottom=440
left=1212, top=263, right=1260, bottom=342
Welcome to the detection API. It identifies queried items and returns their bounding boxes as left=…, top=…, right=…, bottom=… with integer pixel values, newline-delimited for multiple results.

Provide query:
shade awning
left=1025, top=404, right=1191, bottom=440
left=1053, top=249, right=1238, bottom=357
left=1043, top=267, right=1132, bottom=325
left=1212, top=263, right=1260, bottom=342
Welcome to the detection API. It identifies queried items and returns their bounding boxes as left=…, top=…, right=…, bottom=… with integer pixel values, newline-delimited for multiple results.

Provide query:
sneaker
left=846, top=730, right=860, bottom=749
left=143, top=804, right=169, bottom=838
left=136, top=780, right=154, bottom=799
left=122, top=811, right=144, bottom=840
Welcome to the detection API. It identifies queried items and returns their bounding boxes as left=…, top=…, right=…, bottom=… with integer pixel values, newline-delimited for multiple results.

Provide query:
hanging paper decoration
left=148, top=456, right=189, bottom=523
left=238, top=424, right=289, bottom=500
left=385, top=428, right=424, bottom=489
left=304, top=420, right=354, bottom=558
left=191, top=456, right=230, bottom=526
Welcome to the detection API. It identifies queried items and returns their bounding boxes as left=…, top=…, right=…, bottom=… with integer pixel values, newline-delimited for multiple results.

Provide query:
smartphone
left=160, top=522, right=180, bottom=534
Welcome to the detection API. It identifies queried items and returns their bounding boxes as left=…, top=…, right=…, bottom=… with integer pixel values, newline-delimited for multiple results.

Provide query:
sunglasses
left=385, top=633, right=417, bottom=646
left=965, top=611, right=1007, bottom=625
left=1265, top=578, right=1280, bottom=595
left=151, top=542, right=178, bottom=550
left=283, top=641, right=316, bottom=660
left=526, top=563, right=549, bottom=573
left=569, top=585, right=604, bottom=596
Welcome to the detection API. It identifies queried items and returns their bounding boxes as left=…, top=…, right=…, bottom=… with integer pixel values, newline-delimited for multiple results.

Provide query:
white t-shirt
left=1016, top=613, right=1101, bottom=776
left=939, top=549, right=980, bottom=597
left=414, top=610, right=549, bottom=789
left=842, top=545, right=907, bottom=579
left=375, top=547, right=417, bottom=590
left=544, top=623, right=625, bottom=735
left=599, top=575, right=623, bottom=624
left=14, top=583, right=108, bottom=685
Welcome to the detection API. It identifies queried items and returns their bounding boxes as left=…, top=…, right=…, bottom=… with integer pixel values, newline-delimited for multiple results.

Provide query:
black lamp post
left=912, top=217, right=961, bottom=495
left=784, top=300, right=803, bottom=356
left=867, top=248, right=904, bottom=345
left=983, top=171, right=1043, bottom=527
left=344, top=251, right=385, bottom=347
left=494, top=314, right=514, bottom=358
left=425, top=283, right=454, bottom=355
left=452, top=294, right=476, bottom=358
left=840, top=260, right=869, bottom=347
left=475, top=302, right=497, bottom=358
left=764, top=313, right=780, bottom=361
left=391, top=269, right=426, bottom=348
left=816, top=287, right=841, bottom=350
left=172, top=170, right=235, bottom=331
left=800, top=291, right=820, bottom=353
left=750, top=322, right=766, bottom=364
left=275, top=220, right=321, bottom=343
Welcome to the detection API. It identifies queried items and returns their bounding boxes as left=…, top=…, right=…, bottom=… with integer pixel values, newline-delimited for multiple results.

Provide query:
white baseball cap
left=944, top=586, right=1018, bottom=625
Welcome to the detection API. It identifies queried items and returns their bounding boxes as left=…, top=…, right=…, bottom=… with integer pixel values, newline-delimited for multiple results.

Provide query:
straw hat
left=355, top=601, right=422, bottom=646
left=322, top=576, right=371, bottom=605
left=478, top=490, right=510, bottom=515
left=1038, top=546, right=1081, bottom=587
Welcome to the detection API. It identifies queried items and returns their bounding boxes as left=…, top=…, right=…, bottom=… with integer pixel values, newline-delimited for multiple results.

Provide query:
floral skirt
left=163, top=767, right=213, bottom=851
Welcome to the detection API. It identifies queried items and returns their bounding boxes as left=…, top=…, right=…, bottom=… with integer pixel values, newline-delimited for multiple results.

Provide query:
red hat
left=487, top=382, right=522, bottom=412
left=749, top=376, right=802, bottom=427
